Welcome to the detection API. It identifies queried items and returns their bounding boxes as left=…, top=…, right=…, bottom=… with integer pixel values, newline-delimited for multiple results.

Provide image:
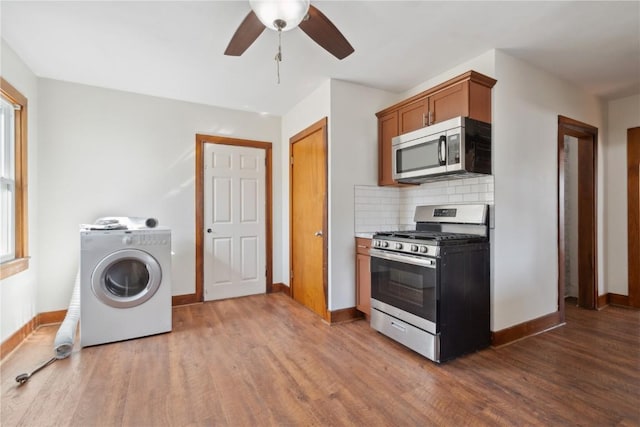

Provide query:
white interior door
left=204, top=144, right=266, bottom=301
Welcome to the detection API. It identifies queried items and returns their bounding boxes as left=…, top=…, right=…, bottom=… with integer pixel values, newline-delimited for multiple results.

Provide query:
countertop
left=355, top=233, right=374, bottom=239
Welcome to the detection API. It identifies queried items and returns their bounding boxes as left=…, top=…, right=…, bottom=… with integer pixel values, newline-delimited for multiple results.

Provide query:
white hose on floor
left=15, top=269, right=80, bottom=385
left=53, top=269, right=80, bottom=359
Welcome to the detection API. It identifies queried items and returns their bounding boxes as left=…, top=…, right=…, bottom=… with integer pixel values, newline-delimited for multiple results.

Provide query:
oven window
left=371, top=255, right=437, bottom=324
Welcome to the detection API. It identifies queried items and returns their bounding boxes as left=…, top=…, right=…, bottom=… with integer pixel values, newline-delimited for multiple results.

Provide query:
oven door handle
left=370, top=249, right=436, bottom=268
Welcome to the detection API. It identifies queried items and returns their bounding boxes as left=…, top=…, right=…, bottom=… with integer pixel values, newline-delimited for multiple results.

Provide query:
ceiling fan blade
left=224, top=10, right=266, bottom=56
left=298, top=5, right=354, bottom=60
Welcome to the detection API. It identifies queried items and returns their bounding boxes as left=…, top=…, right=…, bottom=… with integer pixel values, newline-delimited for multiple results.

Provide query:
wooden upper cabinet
left=378, top=110, right=399, bottom=186
left=429, top=81, right=468, bottom=124
left=375, top=70, right=496, bottom=186
left=399, top=99, right=428, bottom=134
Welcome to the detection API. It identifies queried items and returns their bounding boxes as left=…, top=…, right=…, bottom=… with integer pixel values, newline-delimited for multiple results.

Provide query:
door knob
left=207, top=228, right=212, bottom=233
left=314, top=230, right=323, bottom=237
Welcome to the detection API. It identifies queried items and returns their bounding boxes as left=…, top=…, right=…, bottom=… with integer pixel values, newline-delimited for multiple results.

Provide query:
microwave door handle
left=438, top=135, right=446, bottom=166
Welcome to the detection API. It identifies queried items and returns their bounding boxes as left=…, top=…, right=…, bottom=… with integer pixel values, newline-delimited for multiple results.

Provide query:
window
left=0, top=77, right=28, bottom=279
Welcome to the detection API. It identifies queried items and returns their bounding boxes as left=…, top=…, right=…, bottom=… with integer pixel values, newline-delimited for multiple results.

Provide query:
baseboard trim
left=38, top=309, right=67, bottom=325
left=597, top=294, right=609, bottom=309
left=328, top=307, right=363, bottom=324
left=491, top=311, right=564, bottom=347
left=271, top=282, right=291, bottom=296
left=172, top=294, right=199, bottom=306
left=1, top=317, right=36, bottom=360
left=608, top=293, right=631, bottom=307
left=1, top=309, right=68, bottom=360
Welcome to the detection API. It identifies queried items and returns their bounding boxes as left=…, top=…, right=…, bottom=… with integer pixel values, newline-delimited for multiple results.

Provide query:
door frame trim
left=189, top=134, right=273, bottom=304
left=557, top=115, right=599, bottom=319
left=627, top=127, right=640, bottom=308
left=289, top=117, right=329, bottom=320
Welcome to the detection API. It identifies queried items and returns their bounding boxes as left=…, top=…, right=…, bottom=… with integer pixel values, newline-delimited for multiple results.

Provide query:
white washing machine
left=80, top=227, right=172, bottom=347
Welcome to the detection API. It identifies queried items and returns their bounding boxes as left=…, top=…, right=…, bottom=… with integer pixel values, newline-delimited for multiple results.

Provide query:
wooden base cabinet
left=376, top=70, right=497, bottom=186
left=355, top=238, right=372, bottom=317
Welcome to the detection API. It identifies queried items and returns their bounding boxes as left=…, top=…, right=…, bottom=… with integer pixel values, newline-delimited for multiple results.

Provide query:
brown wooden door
left=290, top=118, right=328, bottom=319
left=428, top=81, right=469, bottom=125
left=628, top=127, right=640, bottom=307
left=398, top=99, right=428, bottom=133
left=378, top=110, right=398, bottom=186
left=577, top=136, right=596, bottom=309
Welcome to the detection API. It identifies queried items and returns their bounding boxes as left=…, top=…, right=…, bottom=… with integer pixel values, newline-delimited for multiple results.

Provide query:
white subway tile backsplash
left=463, top=177, right=479, bottom=185
left=354, top=176, right=494, bottom=233
left=471, top=184, right=488, bottom=193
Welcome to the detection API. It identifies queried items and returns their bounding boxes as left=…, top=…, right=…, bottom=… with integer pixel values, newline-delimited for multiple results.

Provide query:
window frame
left=0, top=77, right=29, bottom=279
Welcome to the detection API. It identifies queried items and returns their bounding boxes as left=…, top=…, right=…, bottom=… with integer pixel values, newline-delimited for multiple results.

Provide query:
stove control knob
left=395, top=243, right=403, bottom=250
left=382, top=241, right=389, bottom=248
left=419, top=246, right=428, bottom=254
left=411, top=245, right=418, bottom=252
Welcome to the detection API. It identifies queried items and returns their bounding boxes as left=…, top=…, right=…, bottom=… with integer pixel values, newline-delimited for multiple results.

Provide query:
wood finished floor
left=1, top=293, right=639, bottom=426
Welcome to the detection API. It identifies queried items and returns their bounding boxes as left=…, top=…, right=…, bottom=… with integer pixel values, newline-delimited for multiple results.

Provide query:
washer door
left=92, top=249, right=162, bottom=308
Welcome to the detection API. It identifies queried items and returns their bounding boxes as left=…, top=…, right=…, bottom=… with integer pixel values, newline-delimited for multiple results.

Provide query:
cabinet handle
left=428, top=111, right=433, bottom=125
left=422, top=113, right=426, bottom=127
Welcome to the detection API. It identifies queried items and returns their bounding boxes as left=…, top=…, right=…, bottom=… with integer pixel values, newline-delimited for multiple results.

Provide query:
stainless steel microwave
left=392, top=116, right=491, bottom=183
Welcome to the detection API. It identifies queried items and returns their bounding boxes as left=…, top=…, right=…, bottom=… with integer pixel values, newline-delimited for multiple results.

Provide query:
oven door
left=370, top=249, right=438, bottom=330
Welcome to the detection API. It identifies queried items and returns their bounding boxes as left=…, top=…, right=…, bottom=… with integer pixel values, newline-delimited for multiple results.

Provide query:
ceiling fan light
left=249, top=0, right=310, bottom=32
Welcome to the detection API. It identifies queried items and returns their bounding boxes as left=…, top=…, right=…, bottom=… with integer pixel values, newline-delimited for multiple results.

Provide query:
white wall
left=0, top=40, right=40, bottom=342
left=36, top=79, right=281, bottom=312
left=605, top=94, right=640, bottom=295
left=280, top=80, right=331, bottom=287
left=328, top=80, right=395, bottom=310
left=492, top=50, right=605, bottom=330
left=399, top=50, right=497, bottom=103
left=280, top=79, right=395, bottom=311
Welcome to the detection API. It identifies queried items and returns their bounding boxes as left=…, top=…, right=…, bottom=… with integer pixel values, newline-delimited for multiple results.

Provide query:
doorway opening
left=557, top=116, right=598, bottom=320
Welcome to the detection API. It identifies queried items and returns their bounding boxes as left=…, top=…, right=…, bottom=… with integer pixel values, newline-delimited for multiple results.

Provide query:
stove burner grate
left=374, top=230, right=483, bottom=242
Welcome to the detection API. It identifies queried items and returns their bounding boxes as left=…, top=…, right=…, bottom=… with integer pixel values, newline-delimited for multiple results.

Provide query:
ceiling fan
left=224, top=0, right=355, bottom=60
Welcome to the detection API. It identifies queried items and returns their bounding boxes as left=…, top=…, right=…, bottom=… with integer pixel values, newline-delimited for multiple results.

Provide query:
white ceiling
left=2, top=1, right=639, bottom=116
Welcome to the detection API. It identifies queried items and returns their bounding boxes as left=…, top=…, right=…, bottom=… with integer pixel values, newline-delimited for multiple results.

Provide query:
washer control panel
left=121, top=231, right=170, bottom=246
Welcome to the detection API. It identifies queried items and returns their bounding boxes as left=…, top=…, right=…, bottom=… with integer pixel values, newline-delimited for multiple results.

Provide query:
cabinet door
left=356, top=252, right=371, bottom=316
left=428, top=81, right=469, bottom=125
left=378, top=110, right=399, bottom=186
left=398, top=98, right=428, bottom=133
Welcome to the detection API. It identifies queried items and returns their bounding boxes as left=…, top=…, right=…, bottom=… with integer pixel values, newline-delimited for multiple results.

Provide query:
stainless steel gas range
left=370, top=204, right=490, bottom=363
